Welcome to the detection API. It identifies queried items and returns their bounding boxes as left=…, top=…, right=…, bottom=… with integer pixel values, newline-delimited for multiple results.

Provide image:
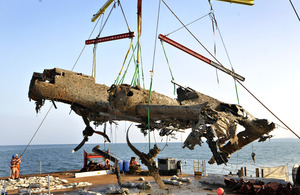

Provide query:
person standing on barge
left=10, top=154, right=21, bottom=180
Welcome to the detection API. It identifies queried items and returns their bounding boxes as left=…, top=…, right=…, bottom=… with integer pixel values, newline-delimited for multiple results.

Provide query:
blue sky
left=0, top=0, right=299, bottom=146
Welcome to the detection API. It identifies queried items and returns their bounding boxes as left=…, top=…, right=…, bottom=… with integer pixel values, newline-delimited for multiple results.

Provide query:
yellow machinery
left=216, top=0, right=254, bottom=6
left=91, top=0, right=115, bottom=22
left=194, top=160, right=206, bottom=176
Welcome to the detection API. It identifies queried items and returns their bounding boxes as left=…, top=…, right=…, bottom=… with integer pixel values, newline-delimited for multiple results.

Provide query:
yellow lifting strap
left=91, top=0, right=115, bottom=22
left=93, top=44, right=97, bottom=78
left=118, top=40, right=133, bottom=80
left=216, top=0, right=254, bottom=6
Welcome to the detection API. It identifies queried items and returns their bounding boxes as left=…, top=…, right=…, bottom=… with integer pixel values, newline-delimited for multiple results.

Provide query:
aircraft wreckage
left=29, top=68, right=275, bottom=188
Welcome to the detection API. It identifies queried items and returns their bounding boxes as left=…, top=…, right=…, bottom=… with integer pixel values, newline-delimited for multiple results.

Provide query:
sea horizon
left=0, top=137, right=298, bottom=147
left=1, top=138, right=299, bottom=179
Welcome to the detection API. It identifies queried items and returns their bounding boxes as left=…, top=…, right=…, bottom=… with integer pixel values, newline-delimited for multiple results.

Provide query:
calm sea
left=1, top=139, right=299, bottom=180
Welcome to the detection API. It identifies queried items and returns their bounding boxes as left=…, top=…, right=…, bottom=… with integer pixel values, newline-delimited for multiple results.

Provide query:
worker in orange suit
left=129, top=157, right=137, bottom=167
left=15, top=154, right=21, bottom=173
left=104, top=159, right=110, bottom=169
left=10, top=155, right=21, bottom=180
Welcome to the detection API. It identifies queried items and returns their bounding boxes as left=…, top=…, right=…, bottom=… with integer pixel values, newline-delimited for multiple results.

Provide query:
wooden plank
left=75, top=170, right=112, bottom=178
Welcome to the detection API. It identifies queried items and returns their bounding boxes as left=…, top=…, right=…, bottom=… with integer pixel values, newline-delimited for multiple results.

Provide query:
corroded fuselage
left=29, top=68, right=275, bottom=165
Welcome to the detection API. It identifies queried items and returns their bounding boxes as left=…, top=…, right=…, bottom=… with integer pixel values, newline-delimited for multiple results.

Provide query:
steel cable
left=161, top=0, right=300, bottom=139
left=71, top=14, right=103, bottom=71
left=20, top=105, right=53, bottom=158
left=289, top=0, right=300, bottom=22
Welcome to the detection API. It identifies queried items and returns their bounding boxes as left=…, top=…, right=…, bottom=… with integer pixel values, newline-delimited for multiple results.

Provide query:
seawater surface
left=0, top=138, right=299, bottom=179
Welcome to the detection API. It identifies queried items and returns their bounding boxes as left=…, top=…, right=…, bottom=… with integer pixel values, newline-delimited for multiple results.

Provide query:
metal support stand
left=40, top=161, right=42, bottom=175
left=48, top=174, right=50, bottom=195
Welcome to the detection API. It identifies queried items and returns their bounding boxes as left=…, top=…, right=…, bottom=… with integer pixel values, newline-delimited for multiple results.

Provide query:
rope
left=209, top=8, right=220, bottom=84
left=212, top=7, right=240, bottom=104
left=150, top=0, right=162, bottom=74
left=147, top=0, right=162, bottom=152
left=109, top=122, right=113, bottom=152
left=99, top=12, right=105, bottom=39
left=97, top=1, right=135, bottom=84
left=119, top=42, right=138, bottom=84
left=166, top=13, right=210, bottom=36
left=129, top=43, right=140, bottom=86
left=162, top=0, right=222, bottom=77
left=130, top=45, right=145, bottom=88
left=160, top=41, right=176, bottom=94
left=215, top=22, right=240, bottom=103
left=160, top=137, right=169, bottom=151
left=103, top=122, right=107, bottom=150
left=23, top=8, right=108, bottom=157
left=209, top=0, right=239, bottom=104
left=91, top=3, right=114, bottom=79
left=115, top=124, right=118, bottom=152
left=236, top=79, right=300, bottom=139
left=162, top=0, right=300, bottom=139
left=153, top=129, right=157, bottom=144
left=252, top=144, right=255, bottom=165
left=20, top=105, right=53, bottom=158
left=21, top=1, right=127, bottom=159
left=96, top=4, right=115, bottom=38
left=22, top=11, right=106, bottom=158
left=147, top=78, right=154, bottom=152
left=114, top=39, right=133, bottom=84
left=234, top=80, right=240, bottom=104
left=91, top=11, right=106, bottom=78
left=139, top=45, right=146, bottom=89
left=289, top=0, right=300, bottom=22
left=131, top=63, right=140, bottom=87
left=112, top=0, right=135, bottom=84
left=71, top=14, right=103, bottom=71
left=134, top=0, right=142, bottom=88
left=92, top=44, right=97, bottom=78
left=275, top=123, right=290, bottom=131
left=119, top=0, right=131, bottom=31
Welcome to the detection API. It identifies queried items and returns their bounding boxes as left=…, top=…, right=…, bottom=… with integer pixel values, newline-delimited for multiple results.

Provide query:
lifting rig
left=28, top=0, right=276, bottom=190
